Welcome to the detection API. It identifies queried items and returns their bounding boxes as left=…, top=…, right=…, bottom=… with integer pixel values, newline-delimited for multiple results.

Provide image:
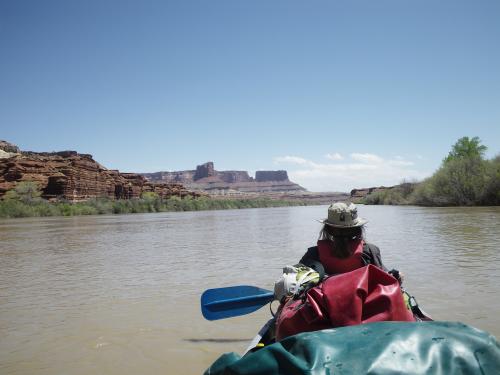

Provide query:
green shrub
left=479, top=155, right=500, bottom=205
left=3, top=181, right=42, bottom=205
left=33, top=201, right=60, bottom=216
left=0, top=200, right=35, bottom=218
left=0, top=192, right=308, bottom=218
left=410, top=156, right=489, bottom=206
left=361, top=184, right=416, bottom=205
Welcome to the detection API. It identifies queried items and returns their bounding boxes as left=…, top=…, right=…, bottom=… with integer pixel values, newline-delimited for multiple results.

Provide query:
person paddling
left=274, top=202, right=402, bottom=303
left=272, top=202, right=415, bottom=342
left=302, top=202, right=397, bottom=276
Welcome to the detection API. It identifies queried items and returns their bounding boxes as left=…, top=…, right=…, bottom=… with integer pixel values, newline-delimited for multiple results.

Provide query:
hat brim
left=317, top=217, right=368, bottom=228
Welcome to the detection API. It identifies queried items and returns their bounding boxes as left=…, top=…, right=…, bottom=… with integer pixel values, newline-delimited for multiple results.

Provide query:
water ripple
left=1, top=206, right=499, bottom=374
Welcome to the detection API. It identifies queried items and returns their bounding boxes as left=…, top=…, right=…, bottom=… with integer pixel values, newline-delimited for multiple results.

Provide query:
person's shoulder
left=302, top=245, right=319, bottom=259
left=307, top=245, right=319, bottom=252
left=363, top=242, right=381, bottom=253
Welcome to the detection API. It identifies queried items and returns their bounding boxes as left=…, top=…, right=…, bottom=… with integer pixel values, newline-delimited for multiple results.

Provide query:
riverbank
left=0, top=196, right=310, bottom=219
left=359, top=162, right=499, bottom=207
left=358, top=138, right=499, bottom=207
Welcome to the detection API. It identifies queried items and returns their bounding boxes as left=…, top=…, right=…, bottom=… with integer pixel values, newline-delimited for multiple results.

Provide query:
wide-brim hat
left=318, top=202, right=368, bottom=228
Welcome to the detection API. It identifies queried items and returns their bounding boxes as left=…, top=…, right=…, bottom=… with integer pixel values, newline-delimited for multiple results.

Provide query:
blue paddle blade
left=201, top=285, right=275, bottom=321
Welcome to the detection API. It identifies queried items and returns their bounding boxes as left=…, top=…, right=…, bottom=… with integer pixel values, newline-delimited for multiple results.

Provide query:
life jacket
left=317, top=239, right=364, bottom=275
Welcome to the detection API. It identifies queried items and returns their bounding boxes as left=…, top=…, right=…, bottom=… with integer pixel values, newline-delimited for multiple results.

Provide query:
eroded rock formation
left=194, top=162, right=216, bottom=180
left=0, top=140, right=21, bottom=159
left=255, top=170, right=288, bottom=182
left=141, top=162, right=306, bottom=194
left=350, top=186, right=393, bottom=201
left=0, top=141, right=20, bottom=154
left=0, top=141, right=199, bottom=202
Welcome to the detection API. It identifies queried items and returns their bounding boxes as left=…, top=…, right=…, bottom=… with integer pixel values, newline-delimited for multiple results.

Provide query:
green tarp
left=204, top=321, right=500, bottom=375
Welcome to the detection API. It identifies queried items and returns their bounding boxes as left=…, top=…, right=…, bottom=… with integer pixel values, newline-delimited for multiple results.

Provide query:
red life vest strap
left=317, top=239, right=364, bottom=275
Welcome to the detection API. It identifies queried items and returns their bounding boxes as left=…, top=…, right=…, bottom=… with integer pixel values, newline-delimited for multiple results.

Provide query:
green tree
left=411, top=137, right=495, bottom=206
left=444, top=136, right=487, bottom=163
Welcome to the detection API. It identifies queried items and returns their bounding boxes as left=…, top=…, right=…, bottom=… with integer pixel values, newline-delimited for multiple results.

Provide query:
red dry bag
left=276, top=265, right=415, bottom=341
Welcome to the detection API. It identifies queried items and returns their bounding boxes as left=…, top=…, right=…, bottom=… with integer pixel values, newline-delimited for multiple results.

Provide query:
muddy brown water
left=1, top=205, right=499, bottom=374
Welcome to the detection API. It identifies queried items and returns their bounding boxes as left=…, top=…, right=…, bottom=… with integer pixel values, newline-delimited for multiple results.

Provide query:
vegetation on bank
left=362, top=137, right=500, bottom=206
left=1, top=136, right=497, bottom=217
left=0, top=186, right=307, bottom=219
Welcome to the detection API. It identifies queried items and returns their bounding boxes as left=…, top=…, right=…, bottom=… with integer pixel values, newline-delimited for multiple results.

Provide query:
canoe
left=204, top=321, right=500, bottom=375
left=201, top=267, right=499, bottom=374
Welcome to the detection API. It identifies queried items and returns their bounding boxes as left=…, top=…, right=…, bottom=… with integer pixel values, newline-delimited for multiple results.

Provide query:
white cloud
left=274, top=152, right=431, bottom=192
left=325, top=152, right=343, bottom=161
left=350, top=153, right=384, bottom=164
left=387, top=160, right=415, bottom=167
left=274, top=155, right=311, bottom=166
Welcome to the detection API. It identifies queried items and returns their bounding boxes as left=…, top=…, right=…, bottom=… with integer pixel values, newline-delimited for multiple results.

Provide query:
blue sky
left=1, top=1, right=499, bottom=192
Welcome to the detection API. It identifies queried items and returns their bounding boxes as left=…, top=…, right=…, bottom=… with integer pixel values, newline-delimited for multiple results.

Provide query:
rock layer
left=0, top=142, right=198, bottom=202
left=0, top=140, right=21, bottom=159
left=350, top=186, right=394, bottom=202
left=255, top=170, right=288, bottom=182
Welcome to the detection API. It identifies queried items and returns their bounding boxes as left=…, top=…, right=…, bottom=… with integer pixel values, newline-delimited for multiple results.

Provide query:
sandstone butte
left=140, top=162, right=354, bottom=203
left=149, top=162, right=395, bottom=203
left=141, top=161, right=308, bottom=195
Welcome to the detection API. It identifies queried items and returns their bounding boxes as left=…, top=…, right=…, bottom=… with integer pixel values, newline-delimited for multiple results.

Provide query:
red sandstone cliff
left=0, top=141, right=198, bottom=202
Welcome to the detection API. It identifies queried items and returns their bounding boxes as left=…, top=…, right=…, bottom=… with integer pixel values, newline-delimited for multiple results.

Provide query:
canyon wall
left=255, top=170, right=288, bottom=182
left=0, top=141, right=198, bottom=202
left=1, top=141, right=305, bottom=201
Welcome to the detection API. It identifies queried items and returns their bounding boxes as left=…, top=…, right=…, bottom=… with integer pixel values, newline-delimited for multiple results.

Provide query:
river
left=1, top=205, right=499, bottom=374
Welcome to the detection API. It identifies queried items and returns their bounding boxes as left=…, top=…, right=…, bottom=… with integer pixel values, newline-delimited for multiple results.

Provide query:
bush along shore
left=361, top=137, right=500, bottom=206
left=0, top=189, right=308, bottom=219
